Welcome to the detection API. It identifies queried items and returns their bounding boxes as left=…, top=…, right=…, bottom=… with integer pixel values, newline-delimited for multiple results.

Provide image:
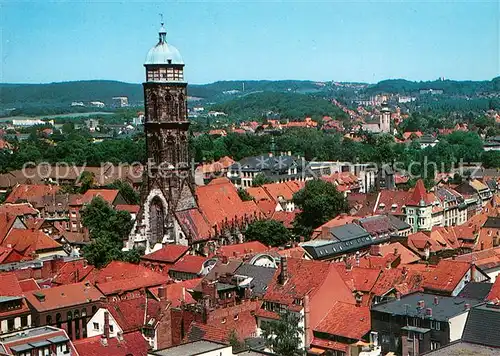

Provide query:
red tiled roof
left=3, top=228, right=62, bottom=257
left=407, top=179, right=434, bottom=206
left=315, top=302, right=370, bottom=340
left=85, top=261, right=169, bottom=295
left=262, top=182, right=295, bottom=201
left=422, top=260, right=472, bottom=294
left=5, top=184, right=60, bottom=204
left=196, top=178, right=261, bottom=229
left=334, top=265, right=381, bottom=294
left=141, top=244, right=190, bottom=263
left=0, top=272, right=23, bottom=296
left=247, top=186, right=274, bottom=202
left=217, top=241, right=270, bottom=259
left=52, top=259, right=95, bottom=285
left=371, top=190, right=410, bottom=216
left=370, top=268, right=424, bottom=297
left=115, top=204, right=140, bottom=214
left=311, top=338, right=348, bottom=353
left=169, top=255, right=207, bottom=275
left=25, top=282, right=103, bottom=312
left=148, top=279, right=200, bottom=307
left=18, top=278, right=40, bottom=292
left=188, top=301, right=258, bottom=343
left=0, top=245, right=24, bottom=264
left=0, top=203, right=38, bottom=216
left=487, top=277, right=500, bottom=303
left=79, top=189, right=119, bottom=205
left=0, top=213, right=19, bottom=243
left=313, top=214, right=357, bottom=238
left=271, top=210, right=298, bottom=229
left=197, top=156, right=235, bottom=174
left=263, top=259, right=354, bottom=308
left=379, top=242, right=421, bottom=265
left=175, top=208, right=213, bottom=242
left=105, top=295, right=150, bottom=332
left=452, top=247, right=500, bottom=270
left=73, top=331, right=148, bottom=356
left=255, top=199, right=277, bottom=217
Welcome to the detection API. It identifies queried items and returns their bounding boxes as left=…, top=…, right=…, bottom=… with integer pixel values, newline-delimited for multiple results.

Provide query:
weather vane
left=159, top=13, right=164, bottom=26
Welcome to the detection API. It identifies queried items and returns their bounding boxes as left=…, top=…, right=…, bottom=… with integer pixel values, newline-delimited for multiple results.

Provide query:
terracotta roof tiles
left=314, top=302, right=370, bottom=340
left=141, top=244, right=190, bottom=264
left=73, top=331, right=148, bottom=356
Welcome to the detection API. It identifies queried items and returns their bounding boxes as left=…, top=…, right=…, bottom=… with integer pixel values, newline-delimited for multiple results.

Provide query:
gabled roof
left=73, top=331, right=148, bottom=356
left=115, top=204, right=140, bottom=214
left=261, top=258, right=354, bottom=308
left=78, top=189, right=119, bottom=205
left=141, top=244, right=190, bottom=264
left=458, top=282, right=493, bottom=300
left=25, top=282, right=103, bottom=312
left=334, top=265, right=381, bottom=294
left=196, top=178, right=261, bottom=230
left=5, top=184, right=60, bottom=204
left=370, top=268, right=424, bottom=297
left=0, top=272, right=23, bottom=296
left=169, top=255, right=207, bottom=275
left=3, top=228, right=62, bottom=257
left=422, top=260, right=472, bottom=294
left=148, top=279, right=199, bottom=307
left=378, top=242, right=420, bottom=265
left=85, top=261, right=169, bottom=295
left=462, top=304, right=500, bottom=348
left=314, top=302, right=370, bottom=340
left=0, top=203, right=38, bottom=216
left=0, top=245, right=24, bottom=264
left=406, top=179, right=434, bottom=206
left=175, top=208, right=213, bottom=242
left=52, top=259, right=95, bottom=285
left=217, top=241, right=270, bottom=259
left=487, top=277, right=500, bottom=302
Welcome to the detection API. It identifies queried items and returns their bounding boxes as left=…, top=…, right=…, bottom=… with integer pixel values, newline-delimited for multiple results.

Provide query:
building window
left=46, top=315, right=52, bottom=325
left=109, top=325, right=114, bottom=333
left=21, top=316, right=28, bottom=327
left=93, top=322, right=99, bottom=330
left=431, top=341, right=441, bottom=350
left=430, top=320, right=441, bottom=330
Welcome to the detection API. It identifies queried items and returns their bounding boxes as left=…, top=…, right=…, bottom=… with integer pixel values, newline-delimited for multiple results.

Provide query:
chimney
left=299, top=236, right=305, bottom=243
left=394, top=247, right=399, bottom=255
left=471, top=263, right=476, bottom=281
left=158, top=286, right=166, bottom=301
left=222, top=255, right=229, bottom=264
left=402, top=266, right=408, bottom=276
left=464, top=303, right=471, bottom=310
left=481, top=241, right=485, bottom=250
left=279, top=256, right=288, bottom=285
left=434, top=296, right=439, bottom=305
left=370, top=244, right=381, bottom=256
left=304, top=295, right=311, bottom=349
left=425, top=308, right=432, bottom=317
left=103, top=311, right=110, bottom=339
left=355, top=293, right=363, bottom=307
left=396, top=292, right=401, bottom=300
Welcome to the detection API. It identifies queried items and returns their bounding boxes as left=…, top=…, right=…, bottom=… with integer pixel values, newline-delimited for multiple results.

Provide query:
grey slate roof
left=302, top=234, right=373, bottom=260
left=232, top=155, right=299, bottom=172
left=329, top=223, right=370, bottom=242
left=371, top=293, right=483, bottom=321
left=458, top=282, right=493, bottom=301
left=387, top=214, right=411, bottom=231
left=462, top=304, right=500, bottom=348
left=483, top=217, right=500, bottom=229
left=420, top=341, right=499, bottom=355
left=233, top=264, right=277, bottom=297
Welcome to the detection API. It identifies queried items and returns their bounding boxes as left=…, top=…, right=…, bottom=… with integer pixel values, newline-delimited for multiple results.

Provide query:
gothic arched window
left=149, top=197, right=165, bottom=246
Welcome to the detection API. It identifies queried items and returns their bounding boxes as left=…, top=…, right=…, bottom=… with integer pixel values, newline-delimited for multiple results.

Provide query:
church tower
left=129, top=22, right=196, bottom=253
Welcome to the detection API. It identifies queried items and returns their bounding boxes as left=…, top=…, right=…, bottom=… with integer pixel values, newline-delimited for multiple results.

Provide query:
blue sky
left=1, top=1, right=499, bottom=84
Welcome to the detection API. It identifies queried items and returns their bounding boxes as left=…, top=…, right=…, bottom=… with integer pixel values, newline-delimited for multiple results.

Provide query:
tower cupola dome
left=145, top=22, right=183, bottom=65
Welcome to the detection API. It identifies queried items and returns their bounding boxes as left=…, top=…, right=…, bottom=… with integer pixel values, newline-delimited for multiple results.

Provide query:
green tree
left=228, top=330, right=245, bottom=353
left=245, top=220, right=292, bottom=247
left=76, top=171, right=95, bottom=194
left=81, top=196, right=136, bottom=268
left=482, top=151, right=500, bottom=168
left=107, top=179, right=140, bottom=204
left=293, top=180, right=348, bottom=238
left=252, top=173, right=272, bottom=187
left=261, top=309, right=304, bottom=356
left=237, top=188, right=253, bottom=202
